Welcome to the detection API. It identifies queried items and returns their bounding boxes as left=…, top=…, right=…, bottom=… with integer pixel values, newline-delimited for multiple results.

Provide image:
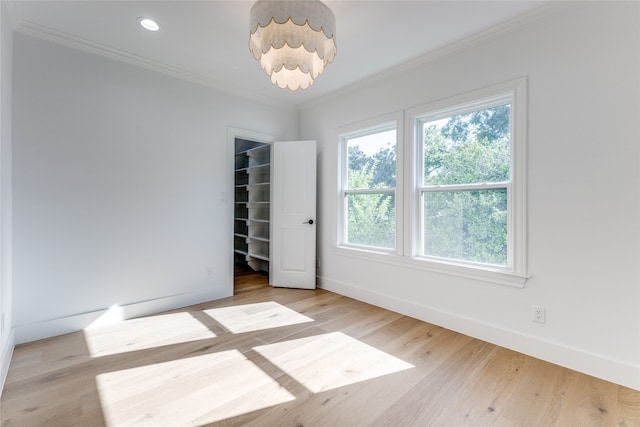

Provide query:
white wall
left=12, top=33, right=298, bottom=343
left=300, top=2, right=640, bottom=390
left=0, top=0, right=14, bottom=394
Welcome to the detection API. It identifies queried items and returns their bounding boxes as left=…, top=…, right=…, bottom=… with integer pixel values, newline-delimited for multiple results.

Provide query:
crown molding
left=9, top=1, right=578, bottom=113
left=12, top=18, right=295, bottom=111
left=299, top=1, right=578, bottom=111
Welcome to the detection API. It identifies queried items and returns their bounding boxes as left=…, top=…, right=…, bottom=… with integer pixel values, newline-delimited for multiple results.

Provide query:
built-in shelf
left=234, top=139, right=271, bottom=273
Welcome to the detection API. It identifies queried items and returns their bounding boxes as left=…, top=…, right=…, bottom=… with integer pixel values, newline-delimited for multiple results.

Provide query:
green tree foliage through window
left=422, top=104, right=510, bottom=265
left=348, top=143, right=396, bottom=188
left=343, top=104, right=511, bottom=262
left=345, top=130, right=396, bottom=249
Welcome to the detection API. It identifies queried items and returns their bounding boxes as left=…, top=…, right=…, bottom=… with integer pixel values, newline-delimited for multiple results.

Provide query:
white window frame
left=334, top=79, right=527, bottom=288
left=337, top=112, right=404, bottom=254
left=405, top=78, right=528, bottom=286
left=415, top=95, right=512, bottom=267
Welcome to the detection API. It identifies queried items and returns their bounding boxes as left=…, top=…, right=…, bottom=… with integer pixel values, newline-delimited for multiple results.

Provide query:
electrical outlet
left=207, top=267, right=213, bottom=278
left=532, top=305, right=546, bottom=324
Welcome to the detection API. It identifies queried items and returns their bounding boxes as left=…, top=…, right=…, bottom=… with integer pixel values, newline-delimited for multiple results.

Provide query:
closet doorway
left=230, top=131, right=317, bottom=291
left=233, top=138, right=271, bottom=288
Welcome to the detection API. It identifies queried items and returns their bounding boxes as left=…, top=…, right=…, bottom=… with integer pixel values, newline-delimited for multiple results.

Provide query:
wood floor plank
left=429, top=346, right=533, bottom=426
left=555, top=371, right=627, bottom=426
left=2, top=273, right=639, bottom=427
left=500, top=357, right=575, bottom=426
left=369, top=338, right=496, bottom=426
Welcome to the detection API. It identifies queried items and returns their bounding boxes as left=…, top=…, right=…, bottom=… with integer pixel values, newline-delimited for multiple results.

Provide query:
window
left=417, top=101, right=511, bottom=267
left=338, top=114, right=401, bottom=252
left=335, top=80, right=527, bottom=286
left=409, top=79, right=527, bottom=282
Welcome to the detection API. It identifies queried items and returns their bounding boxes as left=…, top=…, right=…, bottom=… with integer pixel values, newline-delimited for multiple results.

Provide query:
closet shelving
left=234, top=140, right=271, bottom=272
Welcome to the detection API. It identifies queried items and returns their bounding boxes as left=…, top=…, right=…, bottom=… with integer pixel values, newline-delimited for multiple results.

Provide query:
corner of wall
left=0, top=327, right=15, bottom=397
left=0, top=0, right=14, bottom=401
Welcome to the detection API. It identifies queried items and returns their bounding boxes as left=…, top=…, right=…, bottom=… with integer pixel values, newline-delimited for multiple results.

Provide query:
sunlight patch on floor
left=84, top=312, right=217, bottom=357
left=96, top=350, right=296, bottom=426
left=253, top=332, right=414, bottom=393
left=204, top=301, right=313, bottom=333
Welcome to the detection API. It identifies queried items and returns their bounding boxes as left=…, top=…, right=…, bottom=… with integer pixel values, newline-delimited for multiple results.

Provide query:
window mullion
left=344, top=188, right=395, bottom=195
left=421, top=182, right=510, bottom=192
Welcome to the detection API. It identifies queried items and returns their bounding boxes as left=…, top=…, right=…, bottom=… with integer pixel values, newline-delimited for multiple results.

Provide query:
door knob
left=303, top=219, right=314, bottom=225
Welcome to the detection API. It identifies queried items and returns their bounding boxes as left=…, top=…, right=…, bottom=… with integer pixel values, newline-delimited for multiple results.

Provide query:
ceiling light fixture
left=139, top=17, right=160, bottom=32
left=249, top=0, right=337, bottom=91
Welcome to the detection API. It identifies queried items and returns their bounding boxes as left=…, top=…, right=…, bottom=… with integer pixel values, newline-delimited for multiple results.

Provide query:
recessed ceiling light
left=139, top=17, right=160, bottom=32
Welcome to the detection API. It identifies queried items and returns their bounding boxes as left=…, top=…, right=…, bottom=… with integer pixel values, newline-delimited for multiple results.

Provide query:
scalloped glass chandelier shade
left=249, top=0, right=337, bottom=90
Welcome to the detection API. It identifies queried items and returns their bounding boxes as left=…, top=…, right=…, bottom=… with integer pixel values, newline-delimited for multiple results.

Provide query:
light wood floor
left=2, top=271, right=639, bottom=426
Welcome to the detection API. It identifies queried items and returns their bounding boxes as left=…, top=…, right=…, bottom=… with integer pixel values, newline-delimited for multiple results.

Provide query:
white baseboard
left=1, top=328, right=15, bottom=398
left=14, top=286, right=232, bottom=345
left=319, top=276, right=640, bottom=391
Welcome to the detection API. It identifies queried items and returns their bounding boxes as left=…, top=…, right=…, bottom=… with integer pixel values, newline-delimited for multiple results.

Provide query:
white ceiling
left=8, top=1, right=550, bottom=107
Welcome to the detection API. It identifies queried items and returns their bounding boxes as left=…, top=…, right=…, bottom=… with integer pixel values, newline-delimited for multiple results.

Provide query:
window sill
left=333, top=246, right=528, bottom=288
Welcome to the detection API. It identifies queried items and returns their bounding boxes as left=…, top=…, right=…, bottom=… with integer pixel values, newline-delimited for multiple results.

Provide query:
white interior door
left=271, top=140, right=317, bottom=289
